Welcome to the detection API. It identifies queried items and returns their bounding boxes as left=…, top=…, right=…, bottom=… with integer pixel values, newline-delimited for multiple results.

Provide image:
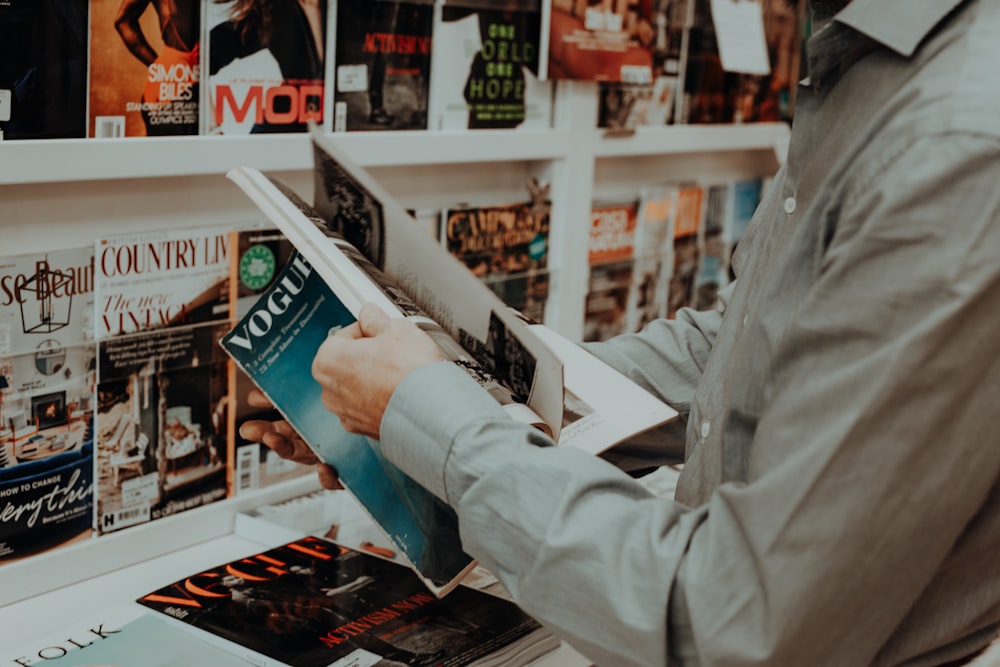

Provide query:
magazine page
left=225, top=168, right=548, bottom=432
left=528, top=324, right=678, bottom=456
left=138, top=535, right=560, bottom=667
left=307, top=123, right=565, bottom=439
left=221, top=248, right=477, bottom=596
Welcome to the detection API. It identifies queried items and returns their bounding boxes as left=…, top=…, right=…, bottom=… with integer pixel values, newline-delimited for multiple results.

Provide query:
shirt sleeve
left=583, top=284, right=729, bottom=415
left=382, top=131, right=1000, bottom=666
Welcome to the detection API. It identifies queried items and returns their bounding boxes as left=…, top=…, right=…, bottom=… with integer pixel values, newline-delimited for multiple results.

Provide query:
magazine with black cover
left=428, top=0, right=552, bottom=131
left=0, top=0, right=88, bottom=140
left=138, top=535, right=561, bottom=667
left=330, top=0, right=435, bottom=132
left=219, top=124, right=678, bottom=594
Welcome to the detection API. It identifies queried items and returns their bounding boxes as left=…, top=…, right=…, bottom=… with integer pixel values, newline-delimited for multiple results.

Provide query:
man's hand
left=312, top=303, right=445, bottom=439
left=241, top=303, right=443, bottom=489
left=239, top=391, right=342, bottom=489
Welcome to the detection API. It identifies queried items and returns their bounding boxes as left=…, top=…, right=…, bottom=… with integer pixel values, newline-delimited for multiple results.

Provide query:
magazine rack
left=0, top=80, right=786, bottom=631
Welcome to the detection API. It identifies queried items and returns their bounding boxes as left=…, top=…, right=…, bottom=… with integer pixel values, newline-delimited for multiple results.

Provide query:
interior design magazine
left=218, top=124, right=677, bottom=594
left=93, top=225, right=232, bottom=535
left=0, top=246, right=95, bottom=563
left=3, top=602, right=254, bottom=666
left=138, top=535, right=560, bottom=667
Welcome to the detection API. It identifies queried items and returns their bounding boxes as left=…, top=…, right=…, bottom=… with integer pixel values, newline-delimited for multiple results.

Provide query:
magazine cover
left=88, top=0, right=200, bottom=137
left=546, top=0, right=658, bottom=81
left=429, top=0, right=552, bottom=130
left=221, top=249, right=476, bottom=595
left=597, top=76, right=676, bottom=130
left=0, top=247, right=95, bottom=563
left=623, top=183, right=675, bottom=332
left=227, top=227, right=313, bottom=496
left=138, top=535, right=559, bottom=667
left=3, top=602, right=255, bottom=666
left=732, top=0, right=803, bottom=123
left=331, top=0, right=435, bottom=132
left=583, top=199, right=637, bottom=342
left=678, top=0, right=731, bottom=123
left=595, top=0, right=686, bottom=127
left=724, top=176, right=763, bottom=280
left=666, top=182, right=703, bottom=317
left=205, top=0, right=327, bottom=134
left=443, top=186, right=551, bottom=324
left=692, top=180, right=727, bottom=310
left=0, top=0, right=88, bottom=140
left=93, top=226, right=233, bottom=535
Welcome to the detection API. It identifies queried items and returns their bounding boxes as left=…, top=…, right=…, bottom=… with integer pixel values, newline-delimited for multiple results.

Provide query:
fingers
left=317, top=463, right=343, bottom=490
left=246, top=388, right=273, bottom=408
left=358, top=303, right=390, bottom=338
left=239, top=418, right=319, bottom=465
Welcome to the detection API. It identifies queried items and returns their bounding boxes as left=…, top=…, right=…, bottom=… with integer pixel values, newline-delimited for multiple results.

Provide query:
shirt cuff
left=379, top=361, right=511, bottom=504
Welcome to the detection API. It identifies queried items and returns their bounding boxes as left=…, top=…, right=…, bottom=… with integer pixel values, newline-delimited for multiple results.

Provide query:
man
left=242, top=0, right=1000, bottom=664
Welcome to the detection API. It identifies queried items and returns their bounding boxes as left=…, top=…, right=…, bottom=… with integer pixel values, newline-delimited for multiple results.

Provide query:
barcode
left=102, top=504, right=149, bottom=531
left=95, top=116, right=125, bottom=138
left=236, top=445, right=258, bottom=494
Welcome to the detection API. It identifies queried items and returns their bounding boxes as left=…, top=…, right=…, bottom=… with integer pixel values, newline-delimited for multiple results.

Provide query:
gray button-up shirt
left=380, top=0, right=1000, bottom=664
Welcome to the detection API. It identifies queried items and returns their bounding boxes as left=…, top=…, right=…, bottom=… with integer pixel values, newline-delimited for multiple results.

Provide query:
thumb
left=357, top=303, right=391, bottom=338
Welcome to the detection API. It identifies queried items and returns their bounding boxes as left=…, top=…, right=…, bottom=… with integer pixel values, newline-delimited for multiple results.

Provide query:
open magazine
left=220, top=124, right=678, bottom=596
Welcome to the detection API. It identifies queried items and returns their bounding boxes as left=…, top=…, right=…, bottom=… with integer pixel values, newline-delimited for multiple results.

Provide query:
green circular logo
left=239, top=244, right=276, bottom=291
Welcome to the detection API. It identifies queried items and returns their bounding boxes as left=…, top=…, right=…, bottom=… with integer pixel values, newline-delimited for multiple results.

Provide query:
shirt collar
left=834, top=0, right=967, bottom=57
left=804, top=0, right=966, bottom=89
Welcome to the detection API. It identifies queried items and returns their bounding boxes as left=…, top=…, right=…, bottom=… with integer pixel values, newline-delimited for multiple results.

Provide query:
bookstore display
left=0, top=0, right=805, bottom=141
left=0, top=0, right=792, bottom=662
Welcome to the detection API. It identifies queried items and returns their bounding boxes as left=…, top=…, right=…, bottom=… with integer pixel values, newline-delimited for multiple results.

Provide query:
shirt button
left=700, top=420, right=710, bottom=438
left=784, top=196, right=797, bottom=214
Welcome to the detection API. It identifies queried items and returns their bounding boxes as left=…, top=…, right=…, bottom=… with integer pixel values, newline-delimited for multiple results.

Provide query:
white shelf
left=0, top=124, right=787, bottom=185
left=592, top=122, right=789, bottom=160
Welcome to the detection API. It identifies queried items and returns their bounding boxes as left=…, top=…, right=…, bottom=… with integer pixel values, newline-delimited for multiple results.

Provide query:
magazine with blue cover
left=221, top=249, right=476, bottom=596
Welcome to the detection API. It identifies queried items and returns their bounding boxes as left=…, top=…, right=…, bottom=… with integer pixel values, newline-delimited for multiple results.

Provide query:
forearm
left=380, top=362, right=698, bottom=666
